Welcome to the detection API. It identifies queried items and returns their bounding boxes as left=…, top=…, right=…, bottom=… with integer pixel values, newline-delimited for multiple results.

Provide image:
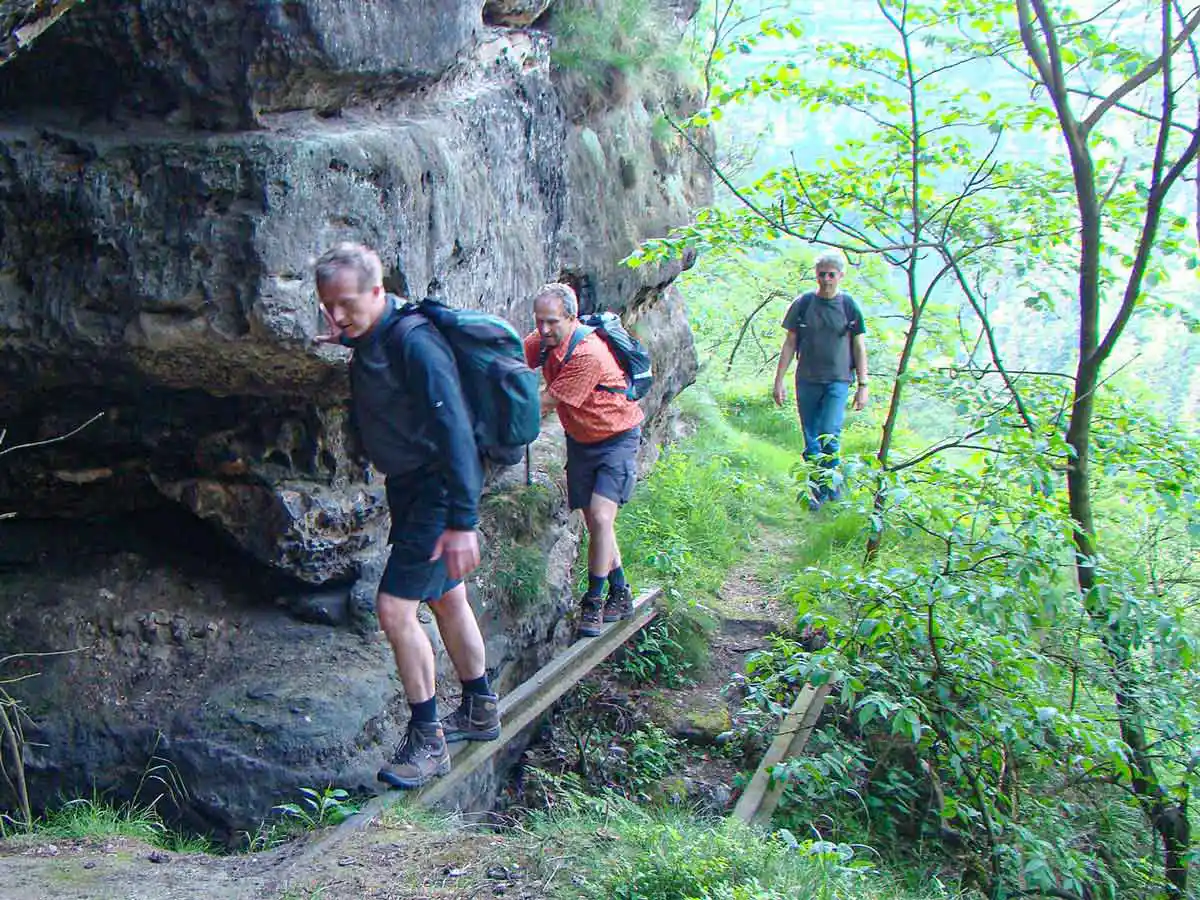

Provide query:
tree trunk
left=864, top=302, right=921, bottom=561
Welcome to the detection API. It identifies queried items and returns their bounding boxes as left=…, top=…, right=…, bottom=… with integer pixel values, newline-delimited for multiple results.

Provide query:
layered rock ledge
left=0, top=0, right=706, bottom=836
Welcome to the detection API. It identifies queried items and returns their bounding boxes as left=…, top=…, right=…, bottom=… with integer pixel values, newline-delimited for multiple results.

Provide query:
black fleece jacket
left=346, top=296, right=481, bottom=530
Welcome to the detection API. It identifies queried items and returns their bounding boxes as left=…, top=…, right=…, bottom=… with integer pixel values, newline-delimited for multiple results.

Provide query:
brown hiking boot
left=578, top=594, right=603, bottom=638
left=441, top=692, right=501, bottom=743
left=378, top=721, right=450, bottom=790
left=603, top=584, right=634, bottom=623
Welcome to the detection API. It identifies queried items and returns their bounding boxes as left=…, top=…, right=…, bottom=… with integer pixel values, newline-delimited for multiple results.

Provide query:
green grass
left=524, top=789, right=963, bottom=900
left=492, top=543, right=548, bottom=612
left=593, top=385, right=807, bottom=677
left=549, top=0, right=691, bottom=108
left=29, top=795, right=214, bottom=854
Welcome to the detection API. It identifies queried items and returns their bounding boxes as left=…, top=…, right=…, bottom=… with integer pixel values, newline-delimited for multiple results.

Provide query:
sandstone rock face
left=0, top=3, right=708, bottom=836
left=0, top=0, right=481, bottom=128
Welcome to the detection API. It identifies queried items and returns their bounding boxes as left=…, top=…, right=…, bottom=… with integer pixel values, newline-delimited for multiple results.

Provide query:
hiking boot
left=603, top=584, right=634, bottom=623
left=578, top=594, right=604, bottom=638
left=377, top=721, right=450, bottom=790
left=441, top=692, right=501, bottom=743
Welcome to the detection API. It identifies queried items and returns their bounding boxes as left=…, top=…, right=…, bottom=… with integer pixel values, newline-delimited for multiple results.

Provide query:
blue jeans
left=795, top=379, right=850, bottom=500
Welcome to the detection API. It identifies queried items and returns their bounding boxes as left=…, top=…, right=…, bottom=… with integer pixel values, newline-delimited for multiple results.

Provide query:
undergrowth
left=549, top=0, right=691, bottom=114
left=524, top=782, right=958, bottom=900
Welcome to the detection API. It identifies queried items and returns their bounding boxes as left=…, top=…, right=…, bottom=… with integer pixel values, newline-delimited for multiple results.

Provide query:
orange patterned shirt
left=524, top=326, right=644, bottom=444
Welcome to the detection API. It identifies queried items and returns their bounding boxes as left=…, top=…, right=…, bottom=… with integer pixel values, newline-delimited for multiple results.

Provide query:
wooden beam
left=732, top=682, right=832, bottom=826
left=286, top=588, right=661, bottom=867
left=2, top=0, right=83, bottom=68
left=418, top=587, right=660, bottom=809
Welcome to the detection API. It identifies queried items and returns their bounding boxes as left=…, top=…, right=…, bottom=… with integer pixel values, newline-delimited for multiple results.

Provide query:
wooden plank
left=288, top=587, right=661, bottom=865
left=750, top=682, right=831, bottom=826
left=732, top=682, right=832, bottom=826
left=418, top=587, right=660, bottom=809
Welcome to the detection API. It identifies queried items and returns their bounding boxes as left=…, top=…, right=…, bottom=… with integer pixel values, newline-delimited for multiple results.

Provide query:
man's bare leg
left=377, top=591, right=436, bottom=703
left=582, top=492, right=620, bottom=580
left=429, top=582, right=500, bottom=742
left=578, top=493, right=622, bottom=636
left=427, top=581, right=486, bottom=682
left=376, top=591, right=450, bottom=789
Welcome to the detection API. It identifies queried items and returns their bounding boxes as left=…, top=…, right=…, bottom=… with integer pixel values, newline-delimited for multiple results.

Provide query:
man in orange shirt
left=524, top=283, right=644, bottom=638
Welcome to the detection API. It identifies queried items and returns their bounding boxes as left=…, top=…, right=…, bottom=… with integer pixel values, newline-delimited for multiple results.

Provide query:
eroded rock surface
left=0, top=0, right=707, bottom=836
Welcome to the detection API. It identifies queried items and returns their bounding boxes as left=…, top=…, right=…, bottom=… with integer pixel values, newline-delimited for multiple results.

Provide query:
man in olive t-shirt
left=772, top=252, right=869, bottom=509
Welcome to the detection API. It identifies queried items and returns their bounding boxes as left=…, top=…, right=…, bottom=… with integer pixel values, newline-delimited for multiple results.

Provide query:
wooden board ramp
left=731, top=682, right=832, bottom=826
left=289, top=587, right=661, bottom=865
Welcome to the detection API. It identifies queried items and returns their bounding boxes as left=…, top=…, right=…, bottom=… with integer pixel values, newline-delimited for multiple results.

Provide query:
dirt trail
left=0, top=822, right=553, bottom=900
left=631, top=538, right=795, bottom=793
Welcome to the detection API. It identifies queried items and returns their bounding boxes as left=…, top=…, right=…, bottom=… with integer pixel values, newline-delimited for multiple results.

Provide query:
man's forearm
left=775, top=335, right=797, bottom=382
left=853, top=336, right=868, bottom=383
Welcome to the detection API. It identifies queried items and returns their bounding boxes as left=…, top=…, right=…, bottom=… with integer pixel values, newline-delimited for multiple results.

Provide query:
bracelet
left=857, top=381, right=869, bottom=388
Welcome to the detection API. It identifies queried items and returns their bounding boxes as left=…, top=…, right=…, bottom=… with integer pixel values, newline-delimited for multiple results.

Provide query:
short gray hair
left=814, top=252, right=845, bottom=273
left=534, top=282, right=579, bottom=318
left=314, top=242, right=383, bottom=292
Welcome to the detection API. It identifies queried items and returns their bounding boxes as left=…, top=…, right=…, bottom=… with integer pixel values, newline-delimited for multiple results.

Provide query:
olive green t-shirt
left=781, top=292, right=866, bottom=383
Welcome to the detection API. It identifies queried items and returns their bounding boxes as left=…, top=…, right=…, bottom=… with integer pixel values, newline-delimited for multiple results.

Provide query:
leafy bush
left=492, top=543, right=547, bottom=612
left=523, top=686, right=685, bottom=805
left=740, top=434, right=1199, bottom=899
left=615, top=614, right=709, bottom=687
left=550, top=0, right=690, bottom=111
left=273, top=785, right=359, bottom=830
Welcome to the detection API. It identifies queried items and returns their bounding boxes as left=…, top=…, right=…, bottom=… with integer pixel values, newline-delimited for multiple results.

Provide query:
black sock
left=608, top=566, right=627, bottom=592
left=409, top=696, right=438, bottom=725
left=462, top=675, right=492, bottom=697
left=587, top=573, right=608, bottom=598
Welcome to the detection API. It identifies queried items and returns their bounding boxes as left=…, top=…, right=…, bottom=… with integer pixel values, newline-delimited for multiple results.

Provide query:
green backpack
left=390, top=296, right=541, bottom=466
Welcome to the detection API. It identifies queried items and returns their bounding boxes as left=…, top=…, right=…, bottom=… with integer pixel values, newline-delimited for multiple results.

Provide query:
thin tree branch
left=1067, top=87, right=1197, bottom=134
left=944, top=252, right=1038, bottom=432
left=727, top=290, right=784, bottom=374
left=0, top=412, right=105, bottom=458
left=1081, top=5, right=1200, bottom=133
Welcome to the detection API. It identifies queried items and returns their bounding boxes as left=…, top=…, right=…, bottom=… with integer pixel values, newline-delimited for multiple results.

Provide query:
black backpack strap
left=382, top=307, right=430, bottom=371
left=841, top=295, right=857, bottom=336
left=794, top=294, right=812, bottom=324
left=793, top=294, right=811, bottom=357
left=551, top=324, right=594, bottom=369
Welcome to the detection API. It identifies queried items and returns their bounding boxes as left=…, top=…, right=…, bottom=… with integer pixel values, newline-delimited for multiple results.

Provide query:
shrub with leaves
left=744, top=418, right=1199, bottom=899
left=549, top=0, right=691, bottom=112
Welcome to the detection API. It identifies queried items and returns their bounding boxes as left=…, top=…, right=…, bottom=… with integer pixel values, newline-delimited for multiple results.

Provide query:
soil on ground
left=0, top=545, right=795, bottom=899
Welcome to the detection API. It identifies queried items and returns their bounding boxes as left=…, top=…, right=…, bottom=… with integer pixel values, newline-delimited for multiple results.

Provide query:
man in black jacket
left=315, top=242, right=499, bottom=790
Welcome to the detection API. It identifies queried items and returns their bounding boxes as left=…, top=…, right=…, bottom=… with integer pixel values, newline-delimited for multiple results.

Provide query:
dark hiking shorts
left=379, top=468, right=463, bottom=602
left=565, top=427, right=641, bottom=511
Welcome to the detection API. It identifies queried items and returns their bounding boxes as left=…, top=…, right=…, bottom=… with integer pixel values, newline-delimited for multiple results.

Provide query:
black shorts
left=565, top=427, right=640, bottom=511
left=379, top=468, right=462, bottom=602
